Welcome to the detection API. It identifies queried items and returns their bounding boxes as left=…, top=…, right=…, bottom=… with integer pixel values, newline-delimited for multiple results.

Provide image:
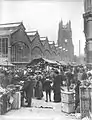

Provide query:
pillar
left=80, top=85, right=90, bottom=118
left=88, top=85, right=92, bottom=113
left=83, top=0, right=92, bottom=65
left=83, top=12, right=92, bottom=64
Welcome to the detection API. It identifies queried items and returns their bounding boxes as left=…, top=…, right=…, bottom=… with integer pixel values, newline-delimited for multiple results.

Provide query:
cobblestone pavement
left=0, top=91, right=81, bottom=120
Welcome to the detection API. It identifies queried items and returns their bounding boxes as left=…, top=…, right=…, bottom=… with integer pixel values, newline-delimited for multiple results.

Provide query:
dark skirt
left=35, top=87, right=43, bottom=99
left=53, top=90, right=61, bottom=102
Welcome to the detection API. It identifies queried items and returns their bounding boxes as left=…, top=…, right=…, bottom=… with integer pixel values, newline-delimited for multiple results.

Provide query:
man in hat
left=43, top=75, right=52, bottom=102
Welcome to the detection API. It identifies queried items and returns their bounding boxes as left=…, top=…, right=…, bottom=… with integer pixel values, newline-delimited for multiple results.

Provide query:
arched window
left=0, top=37, right=8, bottom=57
left=11, top=42, right=30, bottom=62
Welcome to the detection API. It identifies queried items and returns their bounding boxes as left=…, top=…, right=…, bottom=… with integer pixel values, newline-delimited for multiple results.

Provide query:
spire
left=69, top=20, right=71, bottom=29
left=61, top=19, right=63, bottom=25
left=59, top=19, right=63, bottom=28
left=66, top=22, right=68, bottom=28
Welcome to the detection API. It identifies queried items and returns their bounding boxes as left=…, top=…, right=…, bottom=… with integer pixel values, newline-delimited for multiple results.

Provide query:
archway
left=11, top=41, right=30, bottom=62
left=44, top=49, right=51, bottom=59
left=31, top=46, right=43, bottom=60
left=52, top=51, right=56, bottom=60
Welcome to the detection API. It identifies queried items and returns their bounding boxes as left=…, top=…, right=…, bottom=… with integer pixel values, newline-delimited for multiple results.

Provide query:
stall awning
left=56, top=61, right=67, bottom=66
left=0, top=62, right=15, bottom=67
left=27, top=57, right=58, bottom=66
left=43, top=58, right=57, bottom=64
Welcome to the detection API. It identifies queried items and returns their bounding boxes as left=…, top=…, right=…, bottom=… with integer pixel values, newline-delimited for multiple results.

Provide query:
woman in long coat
left=35, top=75, right=43, bottom=99
left=23, top=76, right=33, bottom=107
left=53, top=70, right=62, bottom=102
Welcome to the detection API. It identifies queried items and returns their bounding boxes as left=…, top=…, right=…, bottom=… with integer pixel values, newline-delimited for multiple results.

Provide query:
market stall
left=27, top=57, right=60, bottom=71
left=0, top=73, right=24, bottom=115
left=56, top=60, right=67, bottom=66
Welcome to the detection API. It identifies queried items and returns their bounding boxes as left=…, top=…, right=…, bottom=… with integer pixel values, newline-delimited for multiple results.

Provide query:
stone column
left=88, top=85, right=92, bottom=113
left=83, top=12, right=92, bottom=64
left=80, top=85, right=90, bottom=118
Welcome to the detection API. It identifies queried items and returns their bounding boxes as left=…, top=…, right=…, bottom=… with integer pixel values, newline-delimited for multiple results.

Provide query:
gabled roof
left=40, top=37, right=47, bottom=41
left=40, top=40, right=46, bottom=46
left=26, top=31, right=37, bottom=36
left=40, top=37, right=47, bottom=46
left=49, top=41, right=54, bottom=49
left=49, top=41, right=53, bottom=45
left=0, top=29, right=18, bottom=36
left=0, top=22, right=20, bottom=28
left=26, top=31, right=38, bottom=42
left=55, top=44, right=58, bottom=47
left=0, top=22, right=25, bottom=36
left=49, top=41, right=56, bottom=52
left=0, top=22, right=25, bottom=30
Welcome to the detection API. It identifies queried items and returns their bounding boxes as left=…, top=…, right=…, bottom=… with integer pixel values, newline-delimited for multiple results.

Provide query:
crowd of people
left=0, top=62, right=92, bottom=112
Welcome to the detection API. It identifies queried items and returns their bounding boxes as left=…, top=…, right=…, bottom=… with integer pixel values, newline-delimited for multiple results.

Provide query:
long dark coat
left=35, top=80, right=43, bottom=99
left=75, top=80, right=81, bottom=110
left=53, top=74, right=61, bottom=102
left=23, top=78, right=33, bottom=100
left=43, top=79, right=52, bottom=91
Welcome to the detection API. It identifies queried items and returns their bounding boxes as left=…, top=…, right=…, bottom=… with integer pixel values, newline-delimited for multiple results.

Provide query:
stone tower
left=57, top=19, right=74, bottom=62
left=83, top=0, right=92, bottom=64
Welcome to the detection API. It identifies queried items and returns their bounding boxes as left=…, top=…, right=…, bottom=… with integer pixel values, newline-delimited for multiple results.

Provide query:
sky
left=0, top=0, right=85, bottom=56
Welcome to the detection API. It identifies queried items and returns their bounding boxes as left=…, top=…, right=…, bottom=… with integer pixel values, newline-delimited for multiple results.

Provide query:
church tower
left=83, top=0, right=92, bottom=64
left=57, top=19, right=74, bottom=62
left=57, top=19, right=63, bottom=47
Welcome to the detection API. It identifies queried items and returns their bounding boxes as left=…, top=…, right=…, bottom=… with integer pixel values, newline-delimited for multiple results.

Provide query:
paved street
left=0, top=91, right=81, bottom=120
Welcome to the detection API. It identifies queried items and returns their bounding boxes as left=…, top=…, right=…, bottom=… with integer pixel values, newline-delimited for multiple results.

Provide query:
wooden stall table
left=0, top=93, right=7, bottom=115
left=12, top=91, right=21, bottom=109
left=61, top=91, right=75, bottom=113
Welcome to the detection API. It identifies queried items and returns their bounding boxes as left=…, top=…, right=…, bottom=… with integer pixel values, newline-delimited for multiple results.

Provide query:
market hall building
left=0, top=22, right=31, bottom=68
left=26, top=31, right=44, bottom=60
left=0, top=22, right=58, bottom=68
left=0, top=21, right=74, bottom=68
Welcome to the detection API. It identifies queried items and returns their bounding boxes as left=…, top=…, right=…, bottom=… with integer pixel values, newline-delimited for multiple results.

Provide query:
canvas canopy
left=56, top=61, right=67, bottom=66
left=27, top=57, right=58, bottom=66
